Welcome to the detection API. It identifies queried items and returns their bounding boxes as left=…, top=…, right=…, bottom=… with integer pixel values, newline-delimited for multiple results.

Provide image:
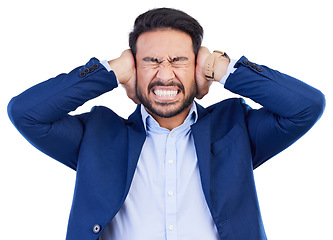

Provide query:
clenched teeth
left=154, top=90, right=178, bottom=97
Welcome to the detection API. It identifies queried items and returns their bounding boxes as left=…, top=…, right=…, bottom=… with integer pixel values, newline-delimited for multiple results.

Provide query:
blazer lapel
left=191, top=103, right=212, bottom=209
left=124, top=105, right=147, bottom=197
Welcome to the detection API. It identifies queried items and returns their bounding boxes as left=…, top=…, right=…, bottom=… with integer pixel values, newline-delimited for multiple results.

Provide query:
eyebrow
left=170, top=57, right=188, bottom=62
left=142, top=57, right=160, bottom=63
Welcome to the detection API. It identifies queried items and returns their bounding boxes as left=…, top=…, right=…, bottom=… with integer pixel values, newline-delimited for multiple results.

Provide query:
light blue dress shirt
left=100, top=104, right=220, bottom=239
left=99, top=58, right=238, bottom=239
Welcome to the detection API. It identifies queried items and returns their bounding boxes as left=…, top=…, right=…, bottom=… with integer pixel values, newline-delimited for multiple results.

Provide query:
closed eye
left=142, top=57, right=160, bottom=68
left=171, top=57, right=188, bottom=62
left=170, top=57, right=188, bottom=68
left=143, top=57, right=161, bottom=63
left=141, top=56, right=189, bottom=68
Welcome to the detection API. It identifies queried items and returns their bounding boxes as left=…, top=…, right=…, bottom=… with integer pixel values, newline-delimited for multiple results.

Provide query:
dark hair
left=129, top=8, right=203, bottom=57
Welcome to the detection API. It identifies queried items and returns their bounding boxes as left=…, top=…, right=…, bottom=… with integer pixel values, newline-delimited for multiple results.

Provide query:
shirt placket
left=165, top=130, right=178, bottom=239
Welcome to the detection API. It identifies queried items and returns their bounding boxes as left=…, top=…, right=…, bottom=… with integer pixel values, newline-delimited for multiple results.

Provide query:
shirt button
left=169, top=225, right=174, bottom=231
left=170, top=132, right=175, bottom=137
left=168, top=190, right=174, bottom=196
left=168, top=159, right=174, bottom=164
left=92, top=224, right=101, bottom=234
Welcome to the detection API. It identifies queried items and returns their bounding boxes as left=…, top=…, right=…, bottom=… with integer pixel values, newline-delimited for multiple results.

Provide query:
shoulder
left=83, top=105, right=144, bottom=128
left=198, top=97, right=249, bottom=120
left=81, top=106, right=128, bottom=127
left=197, top=98, right=251, bottom=142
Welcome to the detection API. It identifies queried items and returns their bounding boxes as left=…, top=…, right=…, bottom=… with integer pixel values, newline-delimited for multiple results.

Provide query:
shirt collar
left=140, top=103, right=198, bottom=133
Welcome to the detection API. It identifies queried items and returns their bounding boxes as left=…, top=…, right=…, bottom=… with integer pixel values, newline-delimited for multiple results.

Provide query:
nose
left=156, top=61, right=175, bottom=81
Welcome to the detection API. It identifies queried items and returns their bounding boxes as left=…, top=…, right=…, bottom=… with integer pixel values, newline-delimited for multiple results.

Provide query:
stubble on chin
left=136, top=84, right=197, bottom=119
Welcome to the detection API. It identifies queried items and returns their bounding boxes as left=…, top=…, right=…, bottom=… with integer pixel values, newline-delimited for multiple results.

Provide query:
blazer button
left=248, top=62, right=255, bottom=67
left=252, top=65, right=262, bottom=72
left=93, top=224, right=101, bottom=234
left=242, top=59, right=249, bottom=65
left=79, top=72, right=86, bottom=77
left=92, top=63, right=99, bottom=69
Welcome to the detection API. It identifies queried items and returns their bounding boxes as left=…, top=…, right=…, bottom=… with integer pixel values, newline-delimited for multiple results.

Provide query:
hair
left=129, top=8, right=203, bottom=57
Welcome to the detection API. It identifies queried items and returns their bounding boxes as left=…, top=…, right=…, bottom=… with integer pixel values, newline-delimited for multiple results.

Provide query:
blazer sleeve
left=7, top=57, right=118, bottom=170
left=224, top=56, right=325, bottom=169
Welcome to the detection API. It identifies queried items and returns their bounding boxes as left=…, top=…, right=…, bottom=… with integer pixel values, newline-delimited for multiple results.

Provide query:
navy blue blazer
left=8, top=56, right=325, bottom=240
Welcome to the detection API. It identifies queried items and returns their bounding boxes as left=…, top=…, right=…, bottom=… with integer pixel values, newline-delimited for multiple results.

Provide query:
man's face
left=135, top=29, right=197, bottom=119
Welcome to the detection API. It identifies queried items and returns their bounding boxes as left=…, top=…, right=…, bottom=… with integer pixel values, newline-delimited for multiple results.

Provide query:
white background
left=1, top=0, right=332, bottom=239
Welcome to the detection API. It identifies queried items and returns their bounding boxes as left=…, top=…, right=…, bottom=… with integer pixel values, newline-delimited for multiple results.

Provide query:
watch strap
left=205, top=50, right=230, bottom=80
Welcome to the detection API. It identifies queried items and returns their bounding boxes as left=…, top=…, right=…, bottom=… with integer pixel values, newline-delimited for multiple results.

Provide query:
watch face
left=213, top=50, right=230, bottom=61
left=223, top=52, right=230, bottom=60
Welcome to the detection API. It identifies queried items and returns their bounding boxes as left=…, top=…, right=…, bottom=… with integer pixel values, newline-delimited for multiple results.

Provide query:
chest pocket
left=210, top=122, right=253, bottom=185
left=211, top=123, right=246, bottom=156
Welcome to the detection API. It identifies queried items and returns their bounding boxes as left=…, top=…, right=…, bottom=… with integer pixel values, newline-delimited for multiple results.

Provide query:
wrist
left=108, top=58, right=133, bottom=84
left=107, top=50, right=136, bottom=84
left=204, top=50, right=230, bottom=82
left=213, top=56, right=230, bottom=81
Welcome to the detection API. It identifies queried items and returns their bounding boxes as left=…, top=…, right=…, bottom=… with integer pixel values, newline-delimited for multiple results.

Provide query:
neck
left=148, top=105, right=192, bottom=131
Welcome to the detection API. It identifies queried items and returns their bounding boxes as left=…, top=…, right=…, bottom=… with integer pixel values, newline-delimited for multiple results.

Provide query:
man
left=7, top=7, right=325, bottom=240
